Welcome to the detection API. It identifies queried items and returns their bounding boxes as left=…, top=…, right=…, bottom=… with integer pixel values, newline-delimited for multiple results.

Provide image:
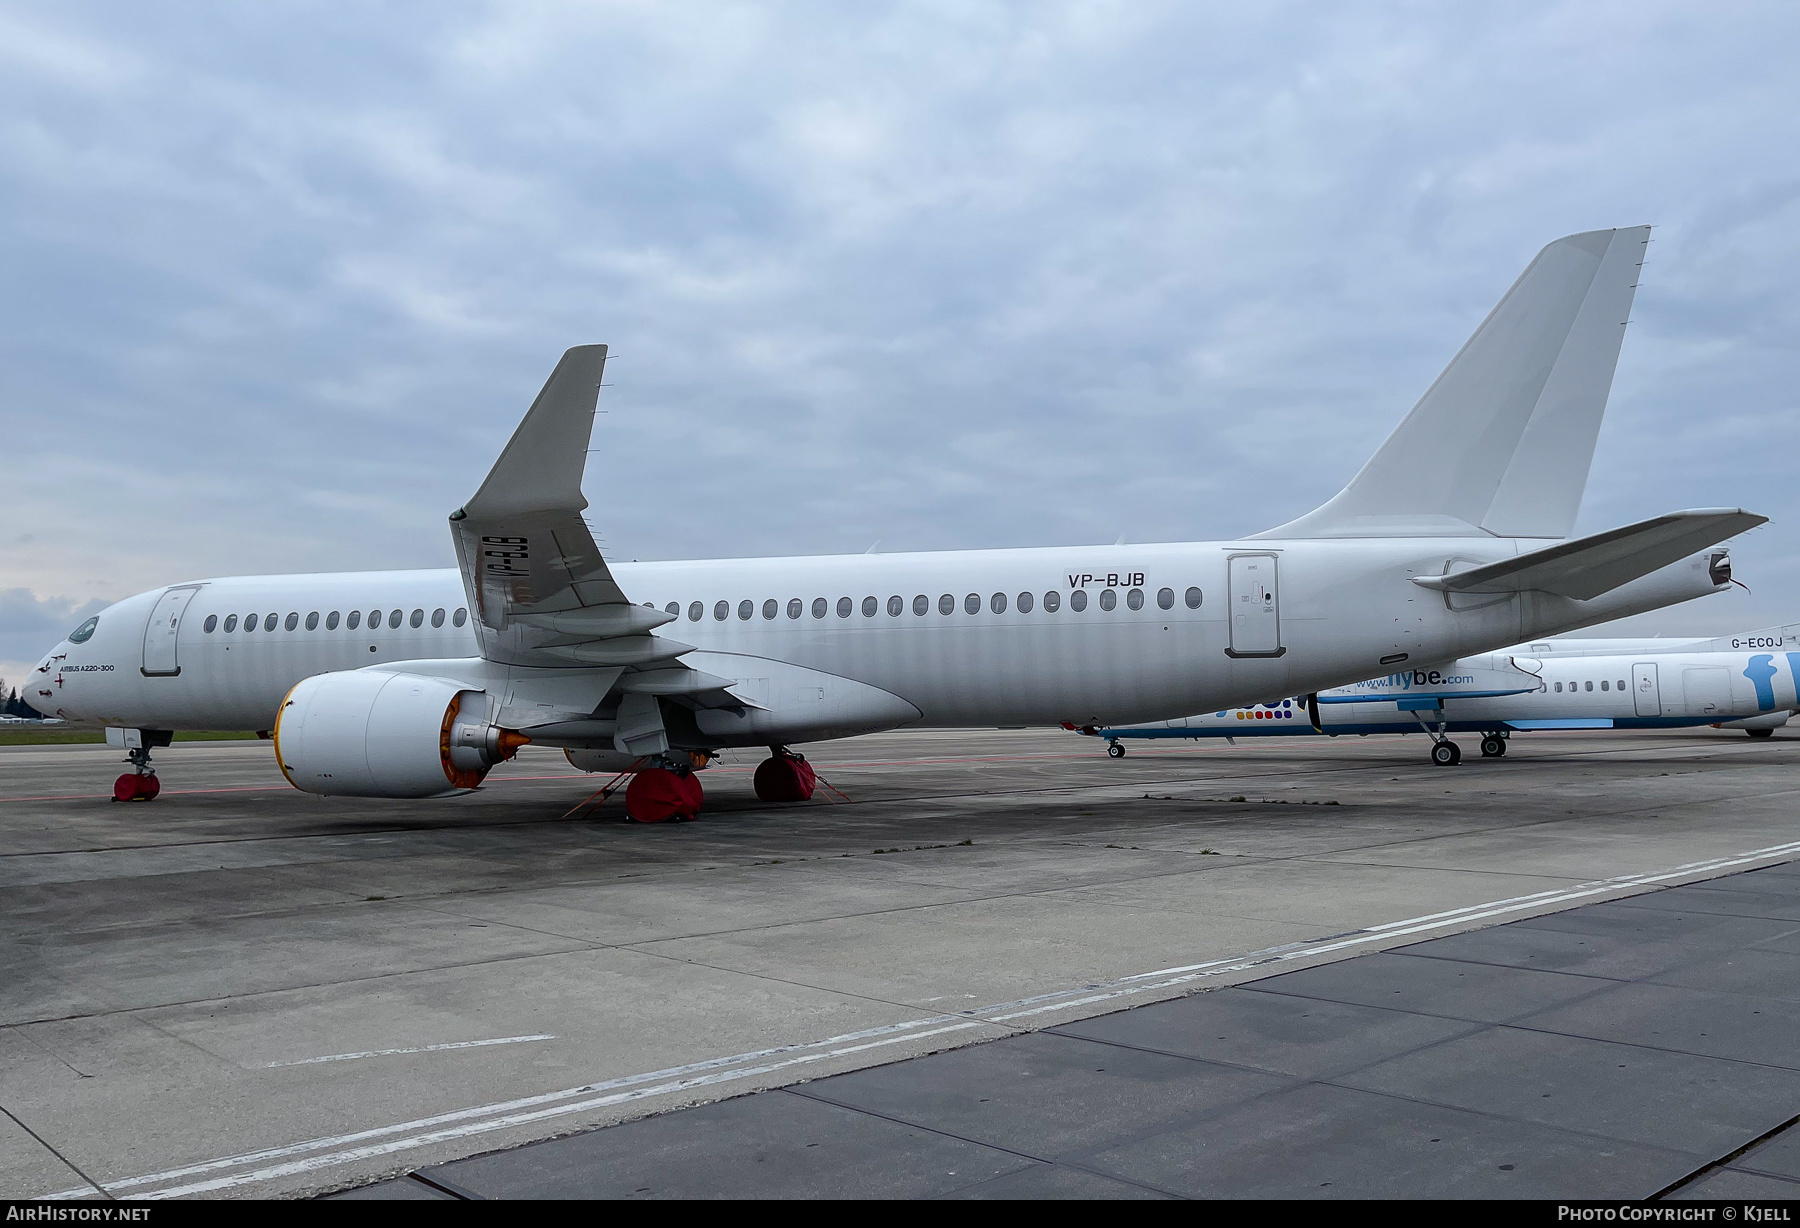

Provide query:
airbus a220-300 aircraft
left=30, top=227, right=1767, bottom=820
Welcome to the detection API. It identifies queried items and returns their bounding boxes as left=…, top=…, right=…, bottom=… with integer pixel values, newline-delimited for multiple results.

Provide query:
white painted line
left=140, top=1022, right=990, bottom=1199
left=266, top=1035, right=556, bottom=1068
left=40, top=836, right=1800, bottom=1200
left=35, top=1015, right=963, bottom=1199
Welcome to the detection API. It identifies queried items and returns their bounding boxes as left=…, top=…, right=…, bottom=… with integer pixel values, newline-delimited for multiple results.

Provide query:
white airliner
left=28, top=227, right=1768, bottom=818
left=1084, top=625, right=1800, bottom=764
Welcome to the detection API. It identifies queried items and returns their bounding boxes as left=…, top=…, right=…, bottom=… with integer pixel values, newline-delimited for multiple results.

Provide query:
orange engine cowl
left=274, top=670, right=525, bottom=798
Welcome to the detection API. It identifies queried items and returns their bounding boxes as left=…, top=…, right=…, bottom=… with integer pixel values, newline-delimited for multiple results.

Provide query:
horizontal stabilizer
left=1414, top=509, right=1765, bottom=601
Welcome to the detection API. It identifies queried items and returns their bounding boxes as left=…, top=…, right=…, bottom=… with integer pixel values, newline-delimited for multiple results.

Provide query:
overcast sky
left=5, top=2, right=1799, bottom=686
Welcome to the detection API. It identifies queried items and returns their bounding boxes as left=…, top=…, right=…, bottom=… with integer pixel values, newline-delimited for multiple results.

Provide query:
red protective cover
left=753, top=755, right=817, bottom=803
left=625, top=767, right=704, bottom=822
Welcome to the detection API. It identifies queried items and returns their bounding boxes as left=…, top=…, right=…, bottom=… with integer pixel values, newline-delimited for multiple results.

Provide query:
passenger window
left=1157, top=587, right=1174, bottom=610
left=1554, top=682, right=1562, bottom=692
left=1043, top=591, right=1060, bottom=612
left=715, top=600, right=730, bottom=621
left=1070, top=590, right=1088, bottom=612
left=813, top=597, right=827, bottom=619
left=886, top=595, right=902, bottom=617
left=1126, top=587, right=1144, bottom=611
left=837, top=597, right=852, bottom=618
left=432, top=608, right=445, bottom=628
left=964, top=593, right=980, bottom=614
left=224, top=614, right=238, bottom=632
left=689, top=601, right=704, bottom=621
left=266, top=614, right=280, bottom=631
left=738, top=600, right=753, bottom=621
left=305, top=612, right=319, bottom=631
left=862, top=596, right=878, bottom=617
left=1585, top=681, right=1593, bottom=692
left=390, top=610, right=404, bottom=629
left=788, top=598, right=802, bottom=619
left=939, top=593, right=954, bottom=615
left=405, top=608, right=420, bottom=628
left=912, top=594, right=928, bottom=616
left=1618, top=679, right=1626, bottom=691
left=284, top=612, right=298, bottom=631
left=990, top=592, right=1007, bottom=614
left=368, top=610, right=381, bottom=628
left=763, top=599, right=778, bottom=620
left=1185, top=586, right=1203, bottom=609
left=453, top=608, right=467, bottom=627
left=1099, top=589, right=1117, bottom=611
left=203, top=614, right=218, bottom=633
left=1017, top=591, right=1034, bottom=613
left=347, top=611, right=361, bottom=630
left=326, top=611, right=340, bottom=630
left=244, top=613, right=257, bottom=632
left=664, top=602, right=679, bottom=617
left=1600, top=679, right=1608, bottom=691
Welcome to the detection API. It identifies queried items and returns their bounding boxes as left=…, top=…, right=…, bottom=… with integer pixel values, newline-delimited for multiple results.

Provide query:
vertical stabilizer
left=1256, top=226, right=1650, bottom=540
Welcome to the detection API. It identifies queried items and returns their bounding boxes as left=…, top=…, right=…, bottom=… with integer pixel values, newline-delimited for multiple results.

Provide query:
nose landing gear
left=112, top=747, right=160, bottom=802
left=1106, top=740, right=1126, bottom=758
left=754, top=747, right=818, bottom=802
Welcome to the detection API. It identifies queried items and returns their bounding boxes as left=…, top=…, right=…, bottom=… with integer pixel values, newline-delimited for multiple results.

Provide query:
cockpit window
left=68, top=616, right=99, bottom=644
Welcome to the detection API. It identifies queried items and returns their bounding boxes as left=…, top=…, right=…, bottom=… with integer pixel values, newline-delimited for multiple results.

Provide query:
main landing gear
left=624, top=754, right=703, bottom=823
left=1106, top=740, right=1126, bottom=758
left=1480, top=734, right=1509, bottom=758
left=113, top=746, right=160, bottom=802
left=1430, top=740, right=1461, bottom=767
left=754, top=747, right=818, bottom=803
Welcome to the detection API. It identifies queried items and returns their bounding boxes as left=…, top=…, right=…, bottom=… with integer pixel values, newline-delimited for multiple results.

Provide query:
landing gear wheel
left=1431, top=740, right=1461, bottom=767
left=624, top=766, right=703, bottom=823
left=1748, top=728, right=1775, bottom=739
left=1106, top=741, right=1126, bottom=759
left=113, top=772, right=159, bottom=801
left=1480, top=735, right=1507, bottom=758
left=753, top=749, right=817, bottom=802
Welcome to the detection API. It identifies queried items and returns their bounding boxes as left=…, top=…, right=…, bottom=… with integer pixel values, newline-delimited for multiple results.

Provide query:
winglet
left=459, top=344, right=607, bottom=520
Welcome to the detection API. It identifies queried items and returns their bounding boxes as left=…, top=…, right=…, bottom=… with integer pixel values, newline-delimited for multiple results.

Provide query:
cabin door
left=141, top=586, right=201, bottom=677
left=1226, top=554, right=1283, bottom=658
left=1631, top=662, right=1660, bottom=717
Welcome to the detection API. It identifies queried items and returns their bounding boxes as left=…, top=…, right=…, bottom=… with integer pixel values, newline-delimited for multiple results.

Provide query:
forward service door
left=1631, top=662, right=1660, bottom=717
left=1226, top=553, right=1284, bottom=658
left=141, top=586, right=201, bottom=677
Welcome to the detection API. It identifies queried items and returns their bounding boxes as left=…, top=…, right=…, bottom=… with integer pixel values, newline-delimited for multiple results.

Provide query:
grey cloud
left=4, top=1, right=1799, bottom=651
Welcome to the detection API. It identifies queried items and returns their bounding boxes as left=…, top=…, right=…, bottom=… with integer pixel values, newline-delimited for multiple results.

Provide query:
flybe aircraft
left=1085, top=629, right=1800, bottom=765
left=28, top=227, right=1767, bottom=820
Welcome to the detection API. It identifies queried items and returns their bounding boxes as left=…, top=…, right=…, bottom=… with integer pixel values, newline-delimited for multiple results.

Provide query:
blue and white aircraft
left=1085, top=626, right=1800, bottom=765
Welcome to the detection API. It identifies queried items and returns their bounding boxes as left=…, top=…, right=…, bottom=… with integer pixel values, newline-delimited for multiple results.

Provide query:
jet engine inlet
left=275, top=670, right=521, bottom=798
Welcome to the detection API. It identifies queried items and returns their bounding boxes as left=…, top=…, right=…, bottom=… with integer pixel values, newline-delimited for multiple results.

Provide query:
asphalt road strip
left=37, top=836, right=1800, bottom=1200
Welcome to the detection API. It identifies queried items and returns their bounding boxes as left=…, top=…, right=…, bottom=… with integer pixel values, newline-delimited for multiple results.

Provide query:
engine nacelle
left=274, top=669, right=526, bottom=798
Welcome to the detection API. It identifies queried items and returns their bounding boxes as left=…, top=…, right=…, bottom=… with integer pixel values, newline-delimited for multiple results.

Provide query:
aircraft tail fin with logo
left=1257, top=226, right=1652, bottom=540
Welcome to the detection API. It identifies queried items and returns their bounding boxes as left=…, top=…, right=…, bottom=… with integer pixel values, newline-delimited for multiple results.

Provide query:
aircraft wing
left=449, top=346, right=697, bottom=671
left=1412, top=509, right=1766, bottom=601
